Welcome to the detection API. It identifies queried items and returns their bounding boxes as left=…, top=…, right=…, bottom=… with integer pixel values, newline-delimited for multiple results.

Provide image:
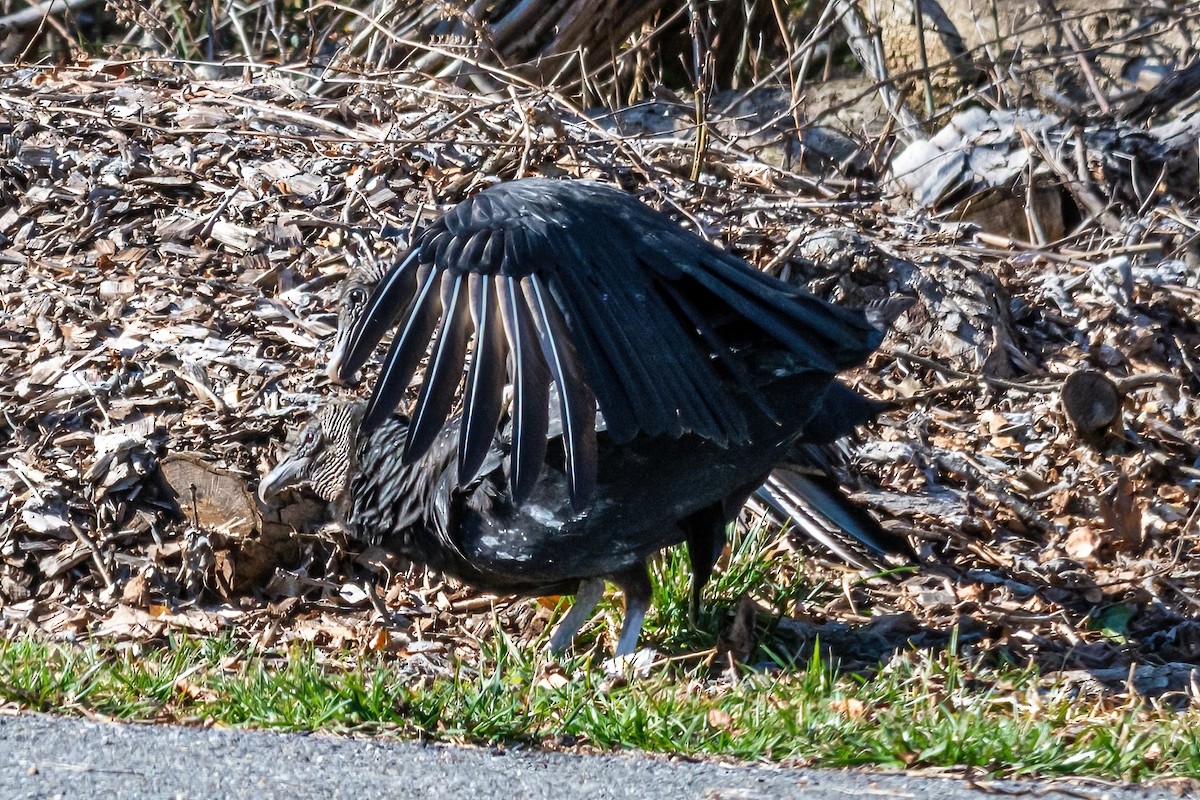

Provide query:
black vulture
left=262, top=178, right=908, bottom=655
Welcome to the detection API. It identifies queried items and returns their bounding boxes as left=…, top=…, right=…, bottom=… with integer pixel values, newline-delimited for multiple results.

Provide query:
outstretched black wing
left=337, top=179, right=881, bottom=508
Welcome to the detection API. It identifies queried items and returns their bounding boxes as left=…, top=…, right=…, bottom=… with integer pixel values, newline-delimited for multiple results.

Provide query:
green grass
left=3, top=631, right=1200, bottom=780
left=2, top=523, right=1196, bottom=780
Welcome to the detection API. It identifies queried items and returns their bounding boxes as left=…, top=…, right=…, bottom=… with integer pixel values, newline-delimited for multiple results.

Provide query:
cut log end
left=1061, top=369, right=1123, bottom=444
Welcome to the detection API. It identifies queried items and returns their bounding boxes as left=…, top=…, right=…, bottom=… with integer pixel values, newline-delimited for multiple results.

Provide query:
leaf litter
left=0, top=58, right=1197, bottom=710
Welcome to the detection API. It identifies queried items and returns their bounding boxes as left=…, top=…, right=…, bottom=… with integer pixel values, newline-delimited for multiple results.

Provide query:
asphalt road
left=0, top=712, right=1182, bottom=800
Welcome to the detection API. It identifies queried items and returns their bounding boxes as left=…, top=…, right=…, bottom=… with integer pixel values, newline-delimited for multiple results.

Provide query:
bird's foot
left=546, top=579, right=606, bottom=654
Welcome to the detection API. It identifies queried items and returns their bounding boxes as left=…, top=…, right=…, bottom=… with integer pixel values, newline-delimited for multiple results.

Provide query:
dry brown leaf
left=367, top=627, right=391, bottom=652
left=536, top=672, right=570, bottom=690
left=706, top=708, right=734, bottom=731
left=828, top=698, right=869, bottom=720
left=1065, top=526, right=1103, bottom=562
left=120, top=573, right=151, bottom=607
left=1100, top=475, right=1144, bottom=554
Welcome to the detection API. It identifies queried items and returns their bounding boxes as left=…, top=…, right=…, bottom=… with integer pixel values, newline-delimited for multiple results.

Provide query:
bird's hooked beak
left=325, top=336, right=352, bottom=385
left=326, top=317, right=362, bottom=386
left=258, top=453, right=307, bottom=504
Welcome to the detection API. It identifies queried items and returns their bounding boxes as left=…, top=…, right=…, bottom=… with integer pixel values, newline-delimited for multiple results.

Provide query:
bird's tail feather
left=755, top=463, right=911, bottom=575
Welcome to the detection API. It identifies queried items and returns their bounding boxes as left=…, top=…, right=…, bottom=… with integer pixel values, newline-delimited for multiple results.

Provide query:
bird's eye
left=346, top=288, right=366, bottom=307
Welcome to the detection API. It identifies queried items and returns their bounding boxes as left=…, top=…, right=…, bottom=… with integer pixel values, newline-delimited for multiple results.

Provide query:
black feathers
left=337, top=179, right=882, bottom=510
left=497, top=274, right=551, bottom=505
left=458, top=273, right=508, bottom=485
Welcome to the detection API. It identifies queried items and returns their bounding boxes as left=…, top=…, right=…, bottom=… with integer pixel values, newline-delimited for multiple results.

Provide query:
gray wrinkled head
left=258, top=402, right=363, bottom=504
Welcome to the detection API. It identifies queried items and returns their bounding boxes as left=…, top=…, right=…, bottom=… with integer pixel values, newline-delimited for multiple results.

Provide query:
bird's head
left=326, top=235, right=390, bottom=385
left=258, top=401, right=364, bottom=505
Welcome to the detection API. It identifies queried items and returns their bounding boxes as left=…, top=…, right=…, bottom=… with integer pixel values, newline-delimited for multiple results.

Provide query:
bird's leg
left=683, top=504, right=727, bottom=629
left=547, top=578, right=606, bottom=654
left=612, top=564, right=653, bottom=657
